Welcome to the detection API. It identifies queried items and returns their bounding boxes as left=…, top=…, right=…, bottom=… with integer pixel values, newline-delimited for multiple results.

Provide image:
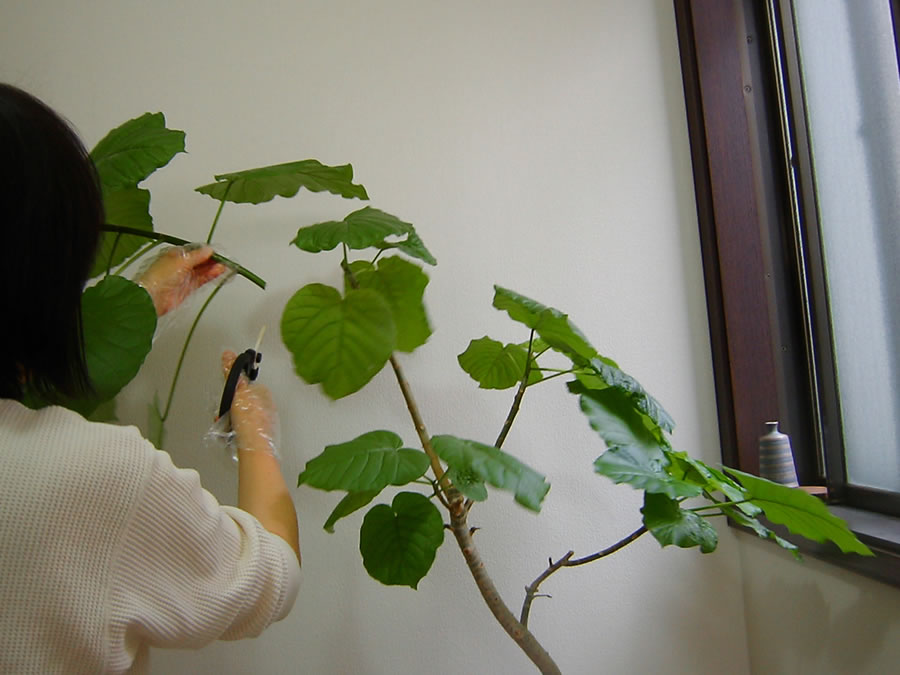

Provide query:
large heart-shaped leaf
left=195, top=159, right=368, bottom=203
left=569, top=381, right=663, bottom=453
left=91, top=112, right=185, bottom=190
left=594, top=446, right=702, bottom=499
left=359, top=492, right=445, bottom=588
left=458, top=337, right=531, bottom=390
left=281, top=283, right=396, bottom=399
left=348, top=257, right=431, bottom=353
left=725, top=468, right=873, bottom=556
left=90, top=187, right=154, bottom=278
left=641, top=493, right=718, bottom=553
left=69, top=276, right=157, bottom=416
left=324, top=490, right=380, bottom=533
left=292, top=207, right=413, bottom=254
left=492, top=286, right=597, bottom=364
left=431, top=435, right=550, bottom=512
left=298, top=430, right=429, bottom=492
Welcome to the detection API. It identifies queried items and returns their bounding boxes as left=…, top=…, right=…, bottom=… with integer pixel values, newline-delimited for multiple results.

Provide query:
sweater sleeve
left=104, top=445, right=301, bottom=668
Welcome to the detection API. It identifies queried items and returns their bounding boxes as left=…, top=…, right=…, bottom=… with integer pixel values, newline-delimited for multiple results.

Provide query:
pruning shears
left=217, top=327, right=266, bottom=421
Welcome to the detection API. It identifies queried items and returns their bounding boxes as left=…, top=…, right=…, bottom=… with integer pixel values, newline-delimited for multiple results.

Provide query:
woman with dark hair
left=0, top=83, right=301, bottom=674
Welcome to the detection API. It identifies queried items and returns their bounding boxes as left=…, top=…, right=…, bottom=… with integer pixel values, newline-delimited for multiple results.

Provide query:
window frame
left=784, top=0, right=900, bottom=516
left=673, top=0, right=900, bottom=587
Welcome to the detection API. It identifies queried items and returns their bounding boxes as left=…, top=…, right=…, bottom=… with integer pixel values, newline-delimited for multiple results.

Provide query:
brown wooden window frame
left=674, top=0, right=900, bottom=587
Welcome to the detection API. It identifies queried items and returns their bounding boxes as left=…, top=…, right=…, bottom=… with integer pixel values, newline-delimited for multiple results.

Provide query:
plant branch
left=463, top=330, right=539, bottom=512
left=520, top=552, right=574, bottom=627
left=566, top=525, right=647, bottom=566
left=339, top=254, right=558, bottom=671
left=449, top=502, right=561, bottom=675
left=101, top=224, right=266, bottom=289
left=520, top=525, right=648, bottom=628
left=389, top=354, right=456, bottom=501
left=494, top=330, right=536, bottom=449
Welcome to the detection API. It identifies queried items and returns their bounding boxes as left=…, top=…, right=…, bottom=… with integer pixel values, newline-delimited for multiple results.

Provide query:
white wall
left=3, top=1, right=892, bottom=674
left=739, top=536, right=900, bottom=675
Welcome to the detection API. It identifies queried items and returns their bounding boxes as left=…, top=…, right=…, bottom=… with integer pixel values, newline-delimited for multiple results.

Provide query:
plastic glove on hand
left=221, top=349, right=279, bottom=457
left=139, top=245, right=226, bottom=316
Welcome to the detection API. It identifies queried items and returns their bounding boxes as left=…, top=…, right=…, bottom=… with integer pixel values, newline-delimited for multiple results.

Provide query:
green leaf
left=298, top=430, right=429, bottom=492
left=431, top=435, right=550, bottom=512
left=195, top=159, right=368, bottom=203
left=91, top=112, right=185, bottom=190
left=721, top=505, right=801, bottom=559
left=324, top=490, right=380, bottom=533
left=280, top=283, right=396, bottom=399
left=90, top=187, right=154, bottom=278
left=63, top=277, right=157, bottom=417
left=445, top=465, right=488, bottom=502
left=726, top=468, right=874, bottom=556
left=349, top=257, right=432, bottom=353
left=569, top=381, right=662, bottom=453
left=359, top=492, right=445, bottom=588
left=594, top=446, right=702, bottom=498
left=641, top=493, right=718, bottom=553
left=585, top=358, right=675, bottom=434
left=492, top=286, right=597, bottom=364
left=702, top=463, right=762, bottom=515
left=377, top=229, right=437, bottom=266
left=662, top=451, right=707, bottom=485
left=666, top=452, right=761, bottom=517
left=292, top=206, right=413, bottom=254
left=87, top=398, right=118, bottom=423
left=457, top=337, right=531, bottom=390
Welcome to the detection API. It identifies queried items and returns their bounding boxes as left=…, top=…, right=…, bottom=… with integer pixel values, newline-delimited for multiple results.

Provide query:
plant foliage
left=55, top=112, right=874, bottom=675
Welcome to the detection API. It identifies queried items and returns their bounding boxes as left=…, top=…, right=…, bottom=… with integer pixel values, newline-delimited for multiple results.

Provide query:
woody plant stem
left=389, top=353, right=562, bottom=675
left=341, top=257, right=561, bottom=674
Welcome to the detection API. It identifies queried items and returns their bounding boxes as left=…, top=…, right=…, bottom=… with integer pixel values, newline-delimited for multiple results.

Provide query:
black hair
left=0, top=83, right=103, bottom=401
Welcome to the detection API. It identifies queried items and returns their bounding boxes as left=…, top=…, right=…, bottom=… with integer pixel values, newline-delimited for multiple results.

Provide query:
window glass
left=793, top=0, right=900, bottom=491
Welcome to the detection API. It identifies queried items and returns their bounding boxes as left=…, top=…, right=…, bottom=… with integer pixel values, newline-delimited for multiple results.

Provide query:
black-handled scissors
left=217, top=348, right=262, bottom=420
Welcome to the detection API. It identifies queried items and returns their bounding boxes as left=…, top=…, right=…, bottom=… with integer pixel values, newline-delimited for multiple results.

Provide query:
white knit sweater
left=0, top=399, right=301, bottom=674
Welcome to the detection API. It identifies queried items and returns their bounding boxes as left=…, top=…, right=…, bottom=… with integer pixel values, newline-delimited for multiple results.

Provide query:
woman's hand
left=221, top=349, right=279, bottom=457
left=139, top=245, right=227, bottom=316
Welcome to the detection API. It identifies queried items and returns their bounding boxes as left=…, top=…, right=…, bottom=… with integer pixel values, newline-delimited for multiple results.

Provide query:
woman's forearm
left=237, top=447, right=300, bottom=563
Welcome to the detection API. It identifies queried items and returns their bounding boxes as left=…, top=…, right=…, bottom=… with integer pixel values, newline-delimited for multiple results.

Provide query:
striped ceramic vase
left=758, top=421, right=799, bottom=487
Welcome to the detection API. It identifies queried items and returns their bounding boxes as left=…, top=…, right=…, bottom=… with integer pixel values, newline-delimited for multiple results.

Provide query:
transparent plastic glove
left=138, top=245, right=227, bottom=316
left=219, top=349, right=280, bottom=458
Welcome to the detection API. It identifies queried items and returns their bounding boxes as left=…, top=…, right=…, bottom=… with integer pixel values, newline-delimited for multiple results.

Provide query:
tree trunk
left=449, top=502, right=562, bottom=675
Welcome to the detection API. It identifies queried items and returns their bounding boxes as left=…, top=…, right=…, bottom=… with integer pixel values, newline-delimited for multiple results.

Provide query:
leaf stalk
left=205, top=188, right=230, bottom=243
left=159, top=276, right=230, bottom=422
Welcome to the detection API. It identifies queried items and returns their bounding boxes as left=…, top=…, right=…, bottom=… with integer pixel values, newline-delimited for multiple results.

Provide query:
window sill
left=735, top=506, right=900, bottom=588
